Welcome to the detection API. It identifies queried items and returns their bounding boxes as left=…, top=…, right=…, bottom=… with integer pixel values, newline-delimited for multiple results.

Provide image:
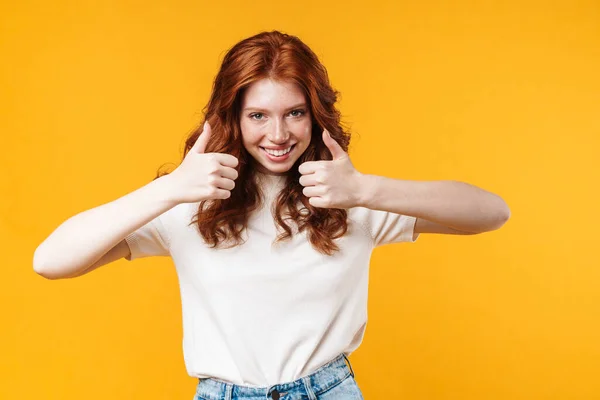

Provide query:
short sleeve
left=124, top=214, right=171, bottom=261
left=350, top=207, right=420, bottom=247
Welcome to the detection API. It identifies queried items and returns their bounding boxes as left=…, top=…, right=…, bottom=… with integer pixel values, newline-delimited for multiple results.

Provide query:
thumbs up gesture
left=298, top=129, right=365, bottom=209
left=168, top=121, right=239, bottom=204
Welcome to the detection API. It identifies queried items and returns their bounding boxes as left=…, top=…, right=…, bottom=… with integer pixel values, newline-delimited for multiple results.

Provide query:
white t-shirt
left=124, top=172, right=419, bottom=386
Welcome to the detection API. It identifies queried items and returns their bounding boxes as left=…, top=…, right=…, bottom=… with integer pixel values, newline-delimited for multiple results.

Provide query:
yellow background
left=2, top=0, right=599, bottom=398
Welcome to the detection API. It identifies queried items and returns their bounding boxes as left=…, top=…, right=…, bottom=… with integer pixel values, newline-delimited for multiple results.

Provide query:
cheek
left=240, top=123, right=261, bottom=145
left=304, top=128, right=312, bottom=144
left=301, top=123, right=311, bottom=140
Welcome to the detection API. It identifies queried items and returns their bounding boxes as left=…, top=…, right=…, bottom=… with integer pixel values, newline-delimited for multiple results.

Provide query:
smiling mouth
left=260, top=144, right=295, bottom=157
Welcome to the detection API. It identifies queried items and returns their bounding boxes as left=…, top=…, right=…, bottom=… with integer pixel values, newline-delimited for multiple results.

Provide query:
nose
left=267, top=118, right=290, bottom=144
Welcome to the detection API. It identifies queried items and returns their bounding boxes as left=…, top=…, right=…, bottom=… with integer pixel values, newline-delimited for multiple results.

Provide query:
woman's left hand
left=298, top=129, right=366, bottom=209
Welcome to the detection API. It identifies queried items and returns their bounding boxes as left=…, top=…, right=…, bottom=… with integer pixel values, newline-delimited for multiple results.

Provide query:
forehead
left=241, top=78, right=306, bottom=109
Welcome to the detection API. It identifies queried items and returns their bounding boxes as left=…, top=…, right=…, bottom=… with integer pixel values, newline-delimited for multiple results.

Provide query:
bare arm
left=57, top=238, right=132, bottom=279
left=359, top=176, right=510, bottom=234
left=33, top=175, right=179, bottom=280
left=33, top=121, right=239, bottom=280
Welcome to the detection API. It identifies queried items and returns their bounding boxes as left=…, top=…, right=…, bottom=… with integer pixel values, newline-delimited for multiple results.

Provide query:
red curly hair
left=156, top=30, right=353, bottom=255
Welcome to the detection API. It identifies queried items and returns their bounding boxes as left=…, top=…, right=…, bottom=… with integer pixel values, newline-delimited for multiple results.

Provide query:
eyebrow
left=242, top=103, right=307, bottom=112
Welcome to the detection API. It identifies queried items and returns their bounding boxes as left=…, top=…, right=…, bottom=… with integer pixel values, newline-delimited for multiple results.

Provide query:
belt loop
left=225, top=382, right=233, bottom=400
left=301, top=376, right=317, bottom=400
left=342, top=353, right=355, bottom=378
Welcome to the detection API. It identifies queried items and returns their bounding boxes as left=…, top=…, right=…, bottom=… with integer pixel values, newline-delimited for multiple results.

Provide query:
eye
left=249, top=113, right=263, bottom=120
left=290, top=109, right=306, bottom=117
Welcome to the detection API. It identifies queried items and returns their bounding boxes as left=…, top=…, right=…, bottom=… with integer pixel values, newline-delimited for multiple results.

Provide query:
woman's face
left=239, top=78, right=312, bottom=176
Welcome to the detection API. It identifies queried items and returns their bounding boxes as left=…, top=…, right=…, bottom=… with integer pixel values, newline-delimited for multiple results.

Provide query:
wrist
left=355, top=173, right=380, bottom=209
left=151, top=173, right=183, bottom=208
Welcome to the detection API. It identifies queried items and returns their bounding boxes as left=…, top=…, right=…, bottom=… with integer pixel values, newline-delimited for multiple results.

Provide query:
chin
left=258, top=164, right=292, bottom=175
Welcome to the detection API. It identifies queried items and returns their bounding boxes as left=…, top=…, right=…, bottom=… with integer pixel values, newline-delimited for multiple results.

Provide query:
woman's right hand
left=167, top=121, right=239, bottom=204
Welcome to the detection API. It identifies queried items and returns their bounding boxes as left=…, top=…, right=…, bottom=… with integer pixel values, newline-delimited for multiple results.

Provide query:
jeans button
left=271, top=389, right=280, bottom=399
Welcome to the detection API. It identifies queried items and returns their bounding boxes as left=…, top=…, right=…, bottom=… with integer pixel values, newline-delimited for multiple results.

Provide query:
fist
left=168, top=121, right=239, bottom=204
left=298, top=129, right=364, bottom=209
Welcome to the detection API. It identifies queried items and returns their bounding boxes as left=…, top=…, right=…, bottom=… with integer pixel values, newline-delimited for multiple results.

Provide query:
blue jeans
left=194, top=353, right=364, bottom=399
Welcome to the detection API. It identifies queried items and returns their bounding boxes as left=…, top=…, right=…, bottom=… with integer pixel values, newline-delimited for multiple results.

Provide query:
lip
left=261, top=145, right=295, bottom=150
left=261, top=144, right=295, bottom=162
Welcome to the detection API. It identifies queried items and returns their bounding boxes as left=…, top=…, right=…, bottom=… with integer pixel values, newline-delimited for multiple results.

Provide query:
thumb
left=191, top=121, right=212, bottom=154
left=322, top=129, right=347, bottom=160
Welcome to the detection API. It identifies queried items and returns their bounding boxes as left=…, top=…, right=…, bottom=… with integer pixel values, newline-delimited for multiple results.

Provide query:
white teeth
left=263, top=146, right=292, bottom=156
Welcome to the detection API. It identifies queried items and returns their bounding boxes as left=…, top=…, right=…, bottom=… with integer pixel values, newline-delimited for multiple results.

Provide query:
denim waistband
left=195, top=353, right=355, bottom=400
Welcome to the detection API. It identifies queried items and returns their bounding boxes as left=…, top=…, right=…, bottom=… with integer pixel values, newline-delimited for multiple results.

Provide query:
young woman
left=34, top=30, right=510, bottom=400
